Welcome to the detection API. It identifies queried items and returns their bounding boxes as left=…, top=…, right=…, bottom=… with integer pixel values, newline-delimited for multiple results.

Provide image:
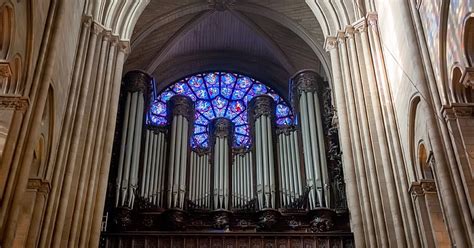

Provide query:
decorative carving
left=284, top=186, right=311, bottom=209
left=0, top=61, right=12, bottom=77
left=27, top=179, right=51, bottom=193
left=325, top=36, right=338, bottom=51
left=123, top=70, right=152, bottom=93
left=420, top=180, right=437, bottom=193
left=257, top=209, right=280, bottom=230
left=212, top=210, right=231, bottom=229
left=366, top=12, right=378, bottom=27
left=167, top=95, right=195, bottom=122
left=337, top=31, right=346, bottom=44
left=352, top=18, right=367, bottom=33
left=208, top=0, right=235, bottom=11
left=210, top=118, right=233, bottom=138
left=0, top=95, right=29, bottom=111
left=345, top=26, right=355, bottom=40
left=276, top=125, right=296, bottom=135
left=309, top=209, right=335, bottom=232
left=163, top=209, right=187, bottom=230
left=248, top=95, right=275, bottom=120
left=291, top=70, right=322, bottom=94
left=113, top=207, right=133, bottom=228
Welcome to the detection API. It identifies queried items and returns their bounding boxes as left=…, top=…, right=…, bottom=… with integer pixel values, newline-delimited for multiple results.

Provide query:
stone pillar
left=166, top=95, right=193, bottom=209
left=290, top=70, right=329, bottom=208
left=249, top=95, right=277, bottom=209
left=210, top=118, right=233, bottom=210
left=115, top=70, right=151, bottom=209
left=325, top=37, right=366, bottom=247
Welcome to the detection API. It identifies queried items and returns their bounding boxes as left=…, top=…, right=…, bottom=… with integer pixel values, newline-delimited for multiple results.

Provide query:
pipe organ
left=108, top=70, right=348, bottom=235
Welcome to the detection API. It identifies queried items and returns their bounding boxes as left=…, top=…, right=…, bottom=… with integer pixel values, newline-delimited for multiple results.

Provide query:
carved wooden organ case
left=103, top=70, right=352, bottom=246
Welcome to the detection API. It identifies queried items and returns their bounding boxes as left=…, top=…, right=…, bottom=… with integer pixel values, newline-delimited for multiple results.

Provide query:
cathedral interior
left=0, top=0, right=473, bottom=247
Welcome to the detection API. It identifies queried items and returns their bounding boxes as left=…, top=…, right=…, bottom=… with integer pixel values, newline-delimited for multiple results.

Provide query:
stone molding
left=352, top=18, right=367, bottom=33
left=0, top=95, right=29, bottom=111
left=27, top=178, right=51, bottom=194
left=442, top=104, right=474, bottom=120
left=208, top=0, right=236, bottom=11
left=410, top=180, right=437, bottom=196
left=0, top=61, right=12, bottom=78
left=324, top=36, right=338, bottom=51
left=366, top=12, right=378, bottom=27
left=167, top=95, right=194, bottom=122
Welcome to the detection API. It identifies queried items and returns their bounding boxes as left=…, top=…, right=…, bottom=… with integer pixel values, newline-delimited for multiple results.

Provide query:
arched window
left=147, top=72, right=294, bottom=148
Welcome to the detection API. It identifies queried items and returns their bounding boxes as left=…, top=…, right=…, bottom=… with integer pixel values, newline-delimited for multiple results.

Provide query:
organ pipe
left=291, top=70, right=330, bottom=209
left=114, top=71, right=151, bottom=209
left=210, top=118, right=233, bottom=210
left=166, top=95, right=194, bottom=209
left=249, top=95, right=277, bottom=209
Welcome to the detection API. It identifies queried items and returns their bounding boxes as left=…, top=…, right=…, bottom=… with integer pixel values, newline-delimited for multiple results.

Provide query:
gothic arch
left=0, top=2, right=13, bottom=60
left=463, top=14, right=474, bottom=67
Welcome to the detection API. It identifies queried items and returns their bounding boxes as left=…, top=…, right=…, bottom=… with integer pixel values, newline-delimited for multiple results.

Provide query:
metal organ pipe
left=114, top=72, right=152, bottom=209
left=291, top=70, right=331, bottom=209
left=249, top=96, right=276, bottom=209
left=166, top=95, right=194, bottom=209
left=210, top=118, right=232, bottom=210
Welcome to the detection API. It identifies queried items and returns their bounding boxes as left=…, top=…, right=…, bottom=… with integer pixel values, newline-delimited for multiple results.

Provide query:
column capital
left=210, top=118, right=233, bottom=139
left=248, top=95, right=275, bottom=121
left=345, top=26, right=355, bottom=39
left=336, top=31, right=346, bottom=44
left=167, top=95, right=195, bottom=122
left=352, top=18, right=367, bottom=33
left=324, top=36, right=338, bottom=51
left=123, top=70, right=152, bottom=93
left=366, top=12, right=378, bottom=27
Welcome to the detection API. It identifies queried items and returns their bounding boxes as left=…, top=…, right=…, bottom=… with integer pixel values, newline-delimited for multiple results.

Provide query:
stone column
left=210, top=118, right=233, bottom=210
left=115, top=70, right=151, bottom=209
left=325, top=37, right=366, bottom=247
left=249, top=95, right=277, bottom=209
left=290, top=70, right=329, bottom=208
left=166, top=95, right=193, bottom=209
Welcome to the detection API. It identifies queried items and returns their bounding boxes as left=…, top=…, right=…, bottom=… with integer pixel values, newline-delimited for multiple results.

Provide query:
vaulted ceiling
left=124, top=0, right=331, bottom=96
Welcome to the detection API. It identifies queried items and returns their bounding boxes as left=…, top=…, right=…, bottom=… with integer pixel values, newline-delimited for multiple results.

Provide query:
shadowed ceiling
left=124, top=0, right=328, bottom=96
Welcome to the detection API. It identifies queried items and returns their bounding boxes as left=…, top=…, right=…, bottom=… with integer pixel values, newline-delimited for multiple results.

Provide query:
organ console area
left=104, top=70, right=350, bottom=242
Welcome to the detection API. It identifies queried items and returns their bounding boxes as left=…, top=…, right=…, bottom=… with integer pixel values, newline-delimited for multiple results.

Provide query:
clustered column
left=115, top=71, right=151, bottom=209
left=249, top=95, right=277, bottom=209
left=166, top=95, right=194, bottom=209
left=290, top=70, right=330, bottom=209
left=232, top=150, right=254, bottom=208
left=139, top=126, right=168, bottom=207
left=210, top=118, right=233, bottom=210
left=277, top=126, right=303, bottom=207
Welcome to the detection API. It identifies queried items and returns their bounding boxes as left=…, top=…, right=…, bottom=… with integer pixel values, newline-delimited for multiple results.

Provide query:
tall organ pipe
left=210, top=118, right=233, bottom=210
left=114, top=71, right=152, bottom=208
left=166, top=95, right=194, bottom=209
left=291, top=70, right=330, bottom=209
left=249, top=95, right=277, bottom=209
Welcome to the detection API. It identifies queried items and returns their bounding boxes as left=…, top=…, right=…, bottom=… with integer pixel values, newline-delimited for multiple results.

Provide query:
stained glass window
left=148, top=72, right=294, bottom=148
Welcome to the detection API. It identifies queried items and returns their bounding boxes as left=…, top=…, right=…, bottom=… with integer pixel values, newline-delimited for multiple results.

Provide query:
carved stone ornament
left=248, top=95, right=275, bottom=120
left=276, top=125, right=296, bottom=135
left=420, top=180, right=437, bottom=193
left=167, top=95, right=195, bottom=122
left=210, top=118, right=233, bottom=138
left=208, top=0, right=236, bottom=11
left=212, top=210, right=231, bottom=229
left=0, top=62, right=12, bottom=77
left=409, top=182, right=423, bottom=196
left=309, top=208, right=335, bottom=232
left=257, top=209, right=280, bottom=230
left=291, top=70, right=323, bottom=94
left=0, top=95, right=29, bottom=112
left=123, top=70, right=152, bottom=93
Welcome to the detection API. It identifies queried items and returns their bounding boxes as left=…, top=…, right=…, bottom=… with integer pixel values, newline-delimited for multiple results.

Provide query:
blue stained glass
left=195, top=113, right=209, bottom=125
left=212, top=96, right=227, bottom=109
left=205, top=73, right=218, bottom=85
left=149, top=71, right=294, bottom=149
left=277, top=117, right=292, bottom=126
left=151, top=101, right=166, bottom=116
left=196, top=100, right=211, bottom=112
left=188, top=76, right=203, bottom=88
left=195, top=89, right=208, bottom=99
left=232, top=89, right=245, bottom=100
left=235, top=125, right=249, bottom=136
left=208, top=87, right=219, bottom=98
left=237, top=77, right=252, bottom=89
left=276, top=104, right=290, bottom=117
left=150, top=115, right=167, bottom=125
left=194, top=125, right=207, bottom=134
left=252, top=83, right=267, bottom=95
left=221, top=86, right=233, bottom=98
left=221, top=73, right=236, bottom=86
left=160, top=90, right=175, bottom=101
